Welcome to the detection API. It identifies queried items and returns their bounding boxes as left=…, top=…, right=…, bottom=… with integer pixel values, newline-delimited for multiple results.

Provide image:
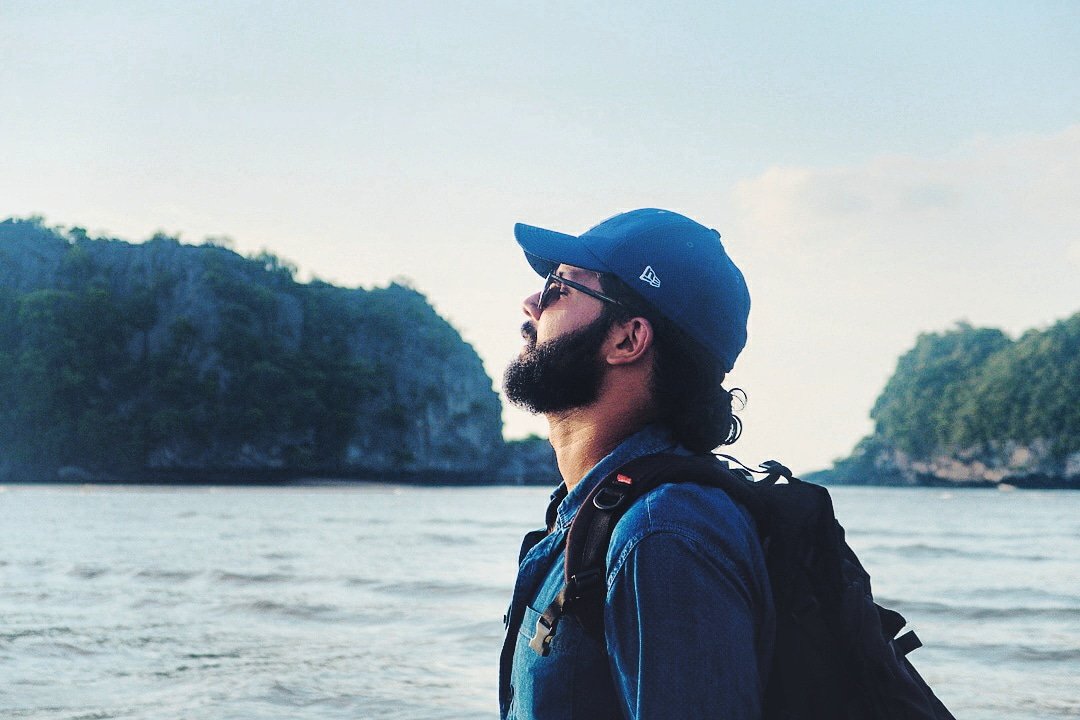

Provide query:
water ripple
left=68, top=565, right=110, bottom=579
left=213, top=571, right=294, bottom=585
left=867, top=542, right=1052, bottom=562
left=134, top=569, right=200, bottom=582
left=235, top=599, right=342, bottom=621
left=376, top=579, right=504, bottom=597
left=884, top=598, right=1080, bottom=621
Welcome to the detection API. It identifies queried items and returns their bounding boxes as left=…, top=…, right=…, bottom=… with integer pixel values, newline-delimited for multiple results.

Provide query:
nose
left=522, top=291, right=542, bottom=321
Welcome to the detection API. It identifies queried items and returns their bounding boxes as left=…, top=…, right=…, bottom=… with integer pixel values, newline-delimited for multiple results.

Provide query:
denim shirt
left=498, top=425, right=775, bottom=720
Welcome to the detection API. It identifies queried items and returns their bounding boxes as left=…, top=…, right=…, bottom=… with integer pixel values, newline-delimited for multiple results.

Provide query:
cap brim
left=514, top=223, right=609, bottom=277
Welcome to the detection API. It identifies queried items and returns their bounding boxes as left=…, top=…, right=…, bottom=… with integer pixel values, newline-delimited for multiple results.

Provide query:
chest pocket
left=509, top=604, right=619, bottom=719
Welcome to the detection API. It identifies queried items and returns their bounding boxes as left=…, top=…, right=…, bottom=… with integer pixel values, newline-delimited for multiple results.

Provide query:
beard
left=502, top=313, right=612, bottom=414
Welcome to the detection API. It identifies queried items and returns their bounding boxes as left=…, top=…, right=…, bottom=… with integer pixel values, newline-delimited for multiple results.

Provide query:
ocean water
left=1, top=483, right=1077, bottom=719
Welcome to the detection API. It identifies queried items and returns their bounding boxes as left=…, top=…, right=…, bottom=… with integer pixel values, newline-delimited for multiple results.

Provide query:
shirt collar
left=551, top=424, right=678, bottom=531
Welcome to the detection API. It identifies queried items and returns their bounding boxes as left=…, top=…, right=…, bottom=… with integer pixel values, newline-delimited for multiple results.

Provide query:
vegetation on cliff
left=0, top=217, right=504, bottom=482
left=815, top=315, right=1080, bottom=487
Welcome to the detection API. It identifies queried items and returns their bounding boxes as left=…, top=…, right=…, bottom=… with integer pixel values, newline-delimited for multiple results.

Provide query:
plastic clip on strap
left=759, top=459, right=794, bottom=485
left=529, top=585, right=567, bottom=656
left=894, top=630, right=923, bottom=656
left=529, top=604, right=560, bottom=656
left=528, top=569, right=605, bottom=656
left=715, top=453, right=795, bottom=484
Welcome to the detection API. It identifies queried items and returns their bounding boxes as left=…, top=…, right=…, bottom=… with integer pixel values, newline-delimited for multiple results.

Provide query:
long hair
left=599, top=273, right=743, bottom=453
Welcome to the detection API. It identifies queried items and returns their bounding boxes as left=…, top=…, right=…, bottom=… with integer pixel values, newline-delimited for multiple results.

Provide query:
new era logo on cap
left=639, top=265, right=661, bottom=288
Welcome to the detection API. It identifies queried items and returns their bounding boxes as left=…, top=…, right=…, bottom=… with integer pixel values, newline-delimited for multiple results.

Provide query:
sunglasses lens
left=538, top=276, right=558, bottom=310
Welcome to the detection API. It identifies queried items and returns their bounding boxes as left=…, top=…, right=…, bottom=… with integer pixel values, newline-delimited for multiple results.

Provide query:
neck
left=545, top=394, right=651, bottom=493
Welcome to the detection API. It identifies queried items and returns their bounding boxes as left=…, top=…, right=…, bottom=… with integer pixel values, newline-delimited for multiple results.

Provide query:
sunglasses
left=538, top=272, right=626, bottom=311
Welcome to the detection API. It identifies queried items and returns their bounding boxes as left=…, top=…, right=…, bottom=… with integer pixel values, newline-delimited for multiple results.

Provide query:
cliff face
left=815, top=435, right=1080, bottom=488
left=0, top=218, right=504, bottom=481
left=877, top=441, right=1080, bottom=487
left=813, top=317, right=1080, bottom=488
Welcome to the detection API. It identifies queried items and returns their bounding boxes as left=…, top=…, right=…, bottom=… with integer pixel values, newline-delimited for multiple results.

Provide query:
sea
left=1, top=482, right=1077, bottom=720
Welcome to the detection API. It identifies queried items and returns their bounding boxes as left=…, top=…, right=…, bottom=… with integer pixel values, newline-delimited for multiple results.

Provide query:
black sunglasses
left=538, top=272, right=626, bottom=311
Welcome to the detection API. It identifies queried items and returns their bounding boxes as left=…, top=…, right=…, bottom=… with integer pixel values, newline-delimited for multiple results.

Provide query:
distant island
left=0, top=217, right=557, bottom=485
left=809, top=316, right=1080, bottom=489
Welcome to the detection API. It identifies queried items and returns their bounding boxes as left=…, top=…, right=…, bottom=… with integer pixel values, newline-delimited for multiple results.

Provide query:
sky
left=2, top=1, right=1078, bottom=472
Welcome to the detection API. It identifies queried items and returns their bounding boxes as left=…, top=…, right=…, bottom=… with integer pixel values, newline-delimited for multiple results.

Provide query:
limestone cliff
left=0, top=218, right=505, bottom=482
left=811, top=317, right=1080, bottom=488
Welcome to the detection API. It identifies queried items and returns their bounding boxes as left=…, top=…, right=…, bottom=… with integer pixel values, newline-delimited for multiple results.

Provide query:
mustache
left=520, top=321, right=537, bottom=347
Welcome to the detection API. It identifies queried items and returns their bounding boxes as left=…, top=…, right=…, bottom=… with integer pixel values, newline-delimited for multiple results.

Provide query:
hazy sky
left=2, top=1, right=1078, bottom=471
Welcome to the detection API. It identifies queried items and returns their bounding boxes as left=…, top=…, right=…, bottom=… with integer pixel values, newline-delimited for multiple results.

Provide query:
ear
left=604, top=316, right=654, bottom=366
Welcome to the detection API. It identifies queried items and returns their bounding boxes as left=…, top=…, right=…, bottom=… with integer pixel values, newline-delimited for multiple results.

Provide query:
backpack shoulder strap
left=528, top=452, right=745, bottom=654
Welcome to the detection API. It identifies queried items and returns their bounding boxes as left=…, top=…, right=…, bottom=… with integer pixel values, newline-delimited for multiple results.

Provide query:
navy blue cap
left=514, top=208, right=750, bottom=371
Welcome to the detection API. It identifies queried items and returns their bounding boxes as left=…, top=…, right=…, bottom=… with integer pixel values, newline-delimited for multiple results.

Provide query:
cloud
left=721, top=125, right=1080, bottom=471
left=1069, top=241, right=1080, bottom=267
left=729, top=124, right=1080, bottom=326
left=732, top=124, right=1080, bottom=261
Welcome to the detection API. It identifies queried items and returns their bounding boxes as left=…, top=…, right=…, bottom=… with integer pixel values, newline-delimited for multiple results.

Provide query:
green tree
left=870, top=323, right=1011, bottom=455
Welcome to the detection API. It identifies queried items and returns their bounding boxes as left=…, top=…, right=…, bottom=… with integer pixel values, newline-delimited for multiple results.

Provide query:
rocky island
left=0, top=217, right=557, bottom=485
left=810, top=317, right=1080, bottom=488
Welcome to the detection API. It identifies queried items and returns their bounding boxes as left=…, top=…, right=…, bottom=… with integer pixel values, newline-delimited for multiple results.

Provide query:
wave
left=418, top=532, right=477, bottom=546
left=958, top=587, right=1080, bottom=604
left=24, top=640, right=98, bottom=657
left=426, top=517, right=532, bottom=530
left=375, top=579, right=505, bottom=598
left=213, top=571, right=294, bottom=585
left=68, top=565, right=110, bottom=579
left=235, top=599, right=342, bottom=621
left=848, top=525, right=1061, bottom=540
left=134, top=568, right=201, bottom=582
left=939, top=640, right=1080, bottom=663
left=183, top=650, right=243, bottom=660
left=881, top=598, right=1080, bottom=621
left=1, top=627, right=75, bottom=644
left=864, top=542, right=1053, bottom=562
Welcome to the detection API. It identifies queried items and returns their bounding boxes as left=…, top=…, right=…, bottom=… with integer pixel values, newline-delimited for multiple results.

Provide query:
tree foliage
left=870, top=316, right=1080, bottom=458
left=0, top=217, right=500, bottom=480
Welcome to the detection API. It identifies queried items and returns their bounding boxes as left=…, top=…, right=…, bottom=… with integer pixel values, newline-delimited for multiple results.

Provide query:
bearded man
left=498, top=208, right=774, bottom=719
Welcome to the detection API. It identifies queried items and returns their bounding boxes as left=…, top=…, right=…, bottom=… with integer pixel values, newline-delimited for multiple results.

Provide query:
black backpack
left=528, top=453, right=956, bottom=720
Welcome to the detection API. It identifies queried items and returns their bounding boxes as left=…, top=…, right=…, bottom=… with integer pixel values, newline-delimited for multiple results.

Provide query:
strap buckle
left=566, top=568, right=603, bottom=601
left=592, top=485, right=628, bottom=511
left=529, top=614, right=558, bottom=656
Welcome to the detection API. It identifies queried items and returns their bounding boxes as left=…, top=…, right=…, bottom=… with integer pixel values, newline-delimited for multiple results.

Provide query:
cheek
left=535, top=323, right=554, bottom=346
left=536, top=305, right=603, bottom=346
left=533, top=319, right=561, bottom=347
left=536, top=314, right=570, bottom=345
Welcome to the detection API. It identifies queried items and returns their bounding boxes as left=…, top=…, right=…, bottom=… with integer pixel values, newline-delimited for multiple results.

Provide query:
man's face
left=502, top=265, right=614, bottom=414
